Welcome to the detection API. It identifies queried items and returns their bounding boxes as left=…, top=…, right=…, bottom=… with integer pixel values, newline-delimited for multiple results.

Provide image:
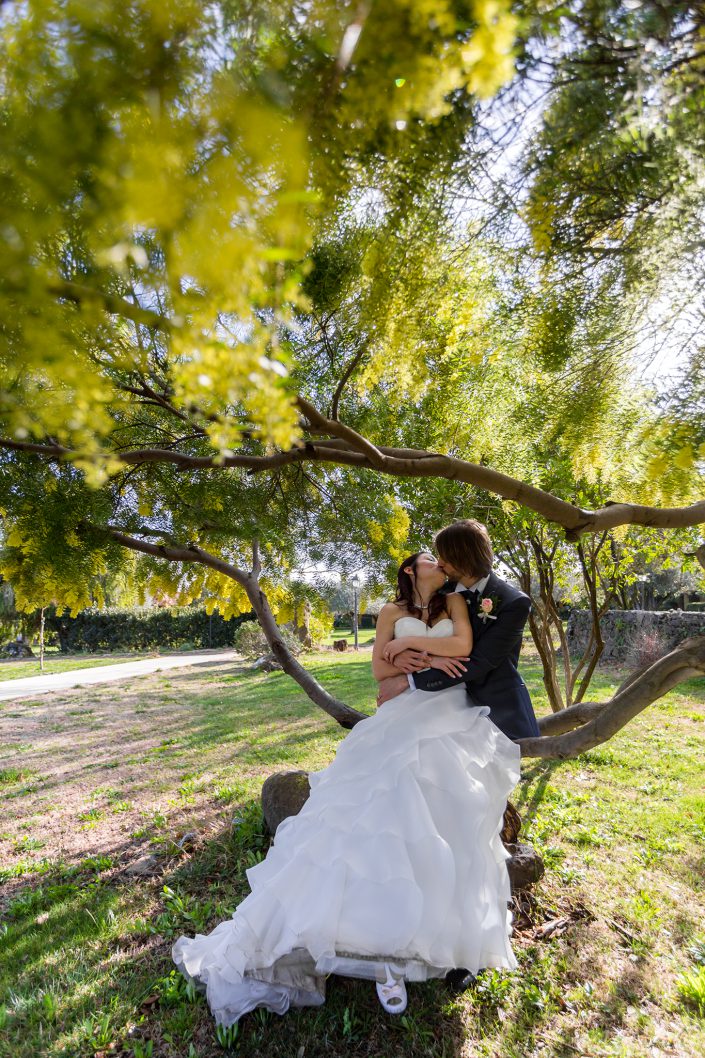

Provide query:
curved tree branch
left=518, top=635, right=705, bottom=758
left=329, top=345, right=369, bottom=421
left=4, top=430, right=704, bottom=536
left=296, top=397, right=388, bottom=469
left=97, top=526, right=366, bottom=729
left=48, top=280, right=173, bottom=332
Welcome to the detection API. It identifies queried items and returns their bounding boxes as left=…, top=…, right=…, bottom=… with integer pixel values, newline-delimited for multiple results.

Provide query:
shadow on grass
left=546, top=922, right=659, bottom=1056
left=1, top=805, right=470, bottom=1058
left=1, top=665, right=367, bottom=805
left=3, top=656, right=704, bottom=1056
left=514, top=758, right=563, bottom=823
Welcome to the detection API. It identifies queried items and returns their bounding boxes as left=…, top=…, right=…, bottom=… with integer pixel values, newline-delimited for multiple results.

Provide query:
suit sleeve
left=412, top=594, right=530, bottom=692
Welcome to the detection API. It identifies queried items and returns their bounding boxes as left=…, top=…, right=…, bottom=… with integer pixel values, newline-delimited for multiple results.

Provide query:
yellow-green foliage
left=333, top=0, right=516, bottom=129
left=367, top=496, right=411, bottom=561
left=0, top=478, right=116, bottom=615
left=0, top=0, right=519, bottom=480
left=308, top=607, right=335, bottom=644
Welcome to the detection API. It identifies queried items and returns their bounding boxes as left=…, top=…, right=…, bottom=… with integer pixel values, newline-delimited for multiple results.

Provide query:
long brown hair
left=435, top=520, right=493, bottom=579
left=393, top=553, right=448, bottom=624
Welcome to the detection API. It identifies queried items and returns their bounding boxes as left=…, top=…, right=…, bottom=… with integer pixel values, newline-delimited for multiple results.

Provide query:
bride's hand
left=382, top=640, right=406, bottom=662
left=428, top=655, right=469, bottom=678
left=391, top=649, right=431, bottom=673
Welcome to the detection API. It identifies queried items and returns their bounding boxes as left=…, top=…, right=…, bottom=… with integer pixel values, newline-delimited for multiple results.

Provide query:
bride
left=172, top=551, right=521, bottom=1024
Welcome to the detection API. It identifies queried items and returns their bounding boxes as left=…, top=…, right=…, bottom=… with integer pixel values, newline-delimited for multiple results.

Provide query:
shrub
left=308, top=610, right=334, bottom=644
left=45, top=606, right=255, bottom=653
left=233, top=621, right=302, bottom=658
left=626, top=629, right=669, bottom=670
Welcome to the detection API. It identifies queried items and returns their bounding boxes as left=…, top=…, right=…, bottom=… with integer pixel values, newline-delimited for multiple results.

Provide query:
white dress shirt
left=453, top=574, right=490, bottom=596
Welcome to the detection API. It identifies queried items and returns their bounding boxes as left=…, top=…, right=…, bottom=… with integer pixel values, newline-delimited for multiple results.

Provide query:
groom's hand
left=376, top=674, right=409, bottom=706
left=391, top=648, right=431, bottom=673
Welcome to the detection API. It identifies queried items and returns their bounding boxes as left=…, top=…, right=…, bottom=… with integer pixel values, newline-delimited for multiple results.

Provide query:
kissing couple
left=374, top=518, right=541, bottom=743
left=173, top=519, right=540, bottom=1025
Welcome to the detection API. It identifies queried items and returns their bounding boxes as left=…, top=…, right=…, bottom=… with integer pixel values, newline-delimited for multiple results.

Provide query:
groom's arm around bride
left=415, top=586, right=530, bottom=690
left=413, top=580, right=539, bottom=741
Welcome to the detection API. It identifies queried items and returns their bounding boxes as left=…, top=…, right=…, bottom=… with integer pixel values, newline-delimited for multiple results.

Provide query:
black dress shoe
left=445, top=968, right=478, bottom=993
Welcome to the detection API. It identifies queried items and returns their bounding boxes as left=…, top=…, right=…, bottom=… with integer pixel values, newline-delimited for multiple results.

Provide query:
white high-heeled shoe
left=375, top=964, right=407, bottom=1015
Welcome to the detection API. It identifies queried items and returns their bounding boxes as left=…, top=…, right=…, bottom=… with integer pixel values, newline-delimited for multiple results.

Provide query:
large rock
left=505, top=842, right=545, bottom=892
left=261, top=770, right=311, bottom=835
left=260, top=772, right=544, bottom=892
left=252, top=655, right=282, bottom=673
left=1, top=639, right=34, bottom=658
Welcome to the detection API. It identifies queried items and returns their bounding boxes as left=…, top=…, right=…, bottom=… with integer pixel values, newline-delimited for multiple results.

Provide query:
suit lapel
left=471, top=572, right=500, bottom=639
left=450, top=574, right=503, bottom=639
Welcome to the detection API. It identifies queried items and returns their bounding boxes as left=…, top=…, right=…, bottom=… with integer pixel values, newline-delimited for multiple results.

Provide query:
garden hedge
left=45, top=606, right=255, bottom=653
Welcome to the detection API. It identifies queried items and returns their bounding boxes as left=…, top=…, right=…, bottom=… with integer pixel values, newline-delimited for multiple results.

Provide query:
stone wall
left=566, top=609, right=705, bottom=662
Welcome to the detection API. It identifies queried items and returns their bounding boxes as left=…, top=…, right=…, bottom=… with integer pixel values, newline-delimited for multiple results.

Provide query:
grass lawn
left=0, top=649, right=237, bottom=683
left=0, top=654, right=152, bottom=682
left=0, top=650, right=703, bottom=1058
left=323, top=627, right=377, bottom=647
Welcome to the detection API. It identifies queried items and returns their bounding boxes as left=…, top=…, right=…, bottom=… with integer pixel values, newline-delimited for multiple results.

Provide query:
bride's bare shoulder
left=379, top=601, right=408, bottom=619
left=378, top=600, right=406, bottom=617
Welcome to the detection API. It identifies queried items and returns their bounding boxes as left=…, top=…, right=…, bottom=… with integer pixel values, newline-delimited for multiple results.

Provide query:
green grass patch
left=0, top=767, right=33, bottom=786
left=322, top=627, right=377, bottom=647
left=0, top=652, right=703, bottom=1057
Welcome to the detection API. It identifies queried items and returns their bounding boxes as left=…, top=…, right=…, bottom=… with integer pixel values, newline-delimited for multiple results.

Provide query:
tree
left=519, top=0, right=705, bottom=480
left=490, top=503, right=703, bottom=711
left=1, top=1, right=703, bottom=757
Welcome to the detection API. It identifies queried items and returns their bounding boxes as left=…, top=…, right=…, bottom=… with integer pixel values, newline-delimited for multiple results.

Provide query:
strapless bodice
left=393, top=616, right=454, bottom=639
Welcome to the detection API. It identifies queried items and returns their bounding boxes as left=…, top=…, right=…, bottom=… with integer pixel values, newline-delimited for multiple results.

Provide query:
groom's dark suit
left=413, top=572, right=540, bottom=742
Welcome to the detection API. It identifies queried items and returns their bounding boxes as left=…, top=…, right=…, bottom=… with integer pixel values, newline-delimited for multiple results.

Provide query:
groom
left=377, top=518, right=540, bottom=741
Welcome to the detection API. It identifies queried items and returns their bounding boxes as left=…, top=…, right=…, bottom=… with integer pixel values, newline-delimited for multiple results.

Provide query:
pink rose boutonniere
left=478, top=596, right=499, bottom=623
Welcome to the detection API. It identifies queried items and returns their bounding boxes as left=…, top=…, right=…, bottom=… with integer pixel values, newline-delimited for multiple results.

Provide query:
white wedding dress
left=172, top=617, right=521, bottom=1027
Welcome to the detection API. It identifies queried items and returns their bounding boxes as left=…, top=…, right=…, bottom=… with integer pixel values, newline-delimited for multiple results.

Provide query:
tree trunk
left=528, top=609, right=565, bottom=712
left=501, top=546, right=566, bottom=712
left=103, top=527, right=367, bottom=730
left=243, top=577, right=364, bottom=729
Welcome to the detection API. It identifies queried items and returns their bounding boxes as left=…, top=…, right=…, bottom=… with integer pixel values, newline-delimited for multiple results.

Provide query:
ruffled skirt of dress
left=172, top=685, right=521, bottom=1027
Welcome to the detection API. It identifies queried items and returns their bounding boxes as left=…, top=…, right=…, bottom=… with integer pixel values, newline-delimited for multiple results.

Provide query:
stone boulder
left=505, top=842, right=545, bottom=892
left=261, top=770, right=311, bottom=835
left=252, top=655, right=283, bottom=673
left=260, top=771, right=544, bottom=892
left=1, top=639, right=34, bottom=658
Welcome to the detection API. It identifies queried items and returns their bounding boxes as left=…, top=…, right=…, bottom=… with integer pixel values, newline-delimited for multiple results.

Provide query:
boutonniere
left=478, top=595, right=500, bottom=622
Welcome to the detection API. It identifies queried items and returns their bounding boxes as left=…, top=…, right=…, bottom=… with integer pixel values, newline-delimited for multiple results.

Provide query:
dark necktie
left=459, top=589, right=479, bottom=600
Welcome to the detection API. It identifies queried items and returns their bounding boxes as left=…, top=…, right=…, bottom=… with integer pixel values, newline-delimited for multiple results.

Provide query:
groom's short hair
left=435, top=519, right=493, bottom=578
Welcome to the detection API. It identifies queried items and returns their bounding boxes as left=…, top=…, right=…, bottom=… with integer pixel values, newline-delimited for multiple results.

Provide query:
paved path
left=0, top=650, right=241, bottom=702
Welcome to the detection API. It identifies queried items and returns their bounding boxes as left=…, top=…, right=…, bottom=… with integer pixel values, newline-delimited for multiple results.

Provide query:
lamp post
left=351, top=574, right=359, bottom=651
